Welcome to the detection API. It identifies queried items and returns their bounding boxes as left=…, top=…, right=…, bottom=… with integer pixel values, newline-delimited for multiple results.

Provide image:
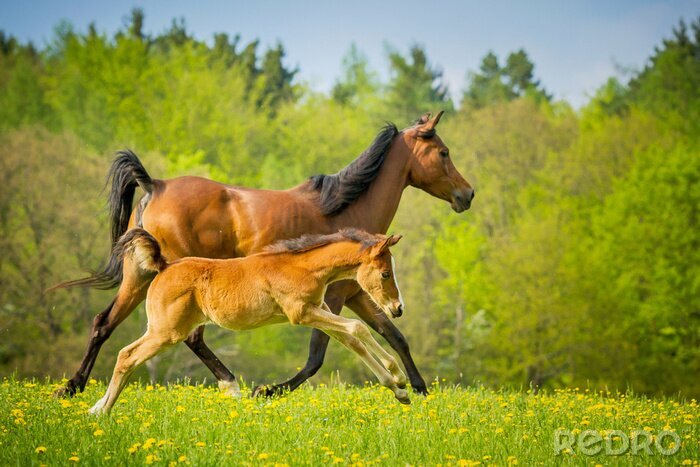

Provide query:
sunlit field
left=2, top=379, right=699, bottom=466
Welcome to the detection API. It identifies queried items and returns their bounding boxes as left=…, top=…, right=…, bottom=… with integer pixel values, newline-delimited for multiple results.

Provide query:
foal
left=89, top=228, right=409, bottom=414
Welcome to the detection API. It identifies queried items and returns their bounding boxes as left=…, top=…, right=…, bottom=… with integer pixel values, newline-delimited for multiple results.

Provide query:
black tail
left=49, top=150, right=154, bottom=291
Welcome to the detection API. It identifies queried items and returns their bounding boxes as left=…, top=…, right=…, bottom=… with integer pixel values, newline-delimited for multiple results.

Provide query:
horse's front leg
left=346, top=292, right=428, bottom=395
left=184, top=326, right=241, bottom=397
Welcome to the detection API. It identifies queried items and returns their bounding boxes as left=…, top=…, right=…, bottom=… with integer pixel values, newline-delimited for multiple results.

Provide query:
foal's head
left=401, top=111, right=475, bottom=212
left=356, top=234, right=405, bottom=319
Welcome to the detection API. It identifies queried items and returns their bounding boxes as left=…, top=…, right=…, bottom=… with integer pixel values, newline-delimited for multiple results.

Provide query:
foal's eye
left=440, top=149, right=449, bottom=158
left=381, top=271, right=391, bottom=280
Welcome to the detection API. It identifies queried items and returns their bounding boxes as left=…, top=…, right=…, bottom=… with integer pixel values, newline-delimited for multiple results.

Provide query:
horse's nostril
left=470, top=189, right=475, bottom=201
left=397, top=305, right=403, bottom=316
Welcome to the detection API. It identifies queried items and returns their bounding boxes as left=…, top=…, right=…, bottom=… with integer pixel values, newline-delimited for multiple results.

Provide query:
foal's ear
left=386, top=234, right=402, bottom=247
left=370, top=235, right=402, bottom=257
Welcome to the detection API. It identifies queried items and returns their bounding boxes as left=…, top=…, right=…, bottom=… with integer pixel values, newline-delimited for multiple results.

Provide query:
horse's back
left=138, top=176, right=323, bottom=261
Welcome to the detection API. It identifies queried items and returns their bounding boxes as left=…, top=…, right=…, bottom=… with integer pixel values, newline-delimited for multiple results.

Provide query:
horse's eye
left=381, top=271, right=391, bottom=279
left=440, top=149, right=449, bottom=158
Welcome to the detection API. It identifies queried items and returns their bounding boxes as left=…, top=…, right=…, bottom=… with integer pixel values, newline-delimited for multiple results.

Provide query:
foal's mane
left=264, top=228, right=382, bottom=254
left=309, top=123, right=399, bottom=217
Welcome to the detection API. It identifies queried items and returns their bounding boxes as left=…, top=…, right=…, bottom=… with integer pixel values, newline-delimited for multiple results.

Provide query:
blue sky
left=2, top=0, right=699, bottom=107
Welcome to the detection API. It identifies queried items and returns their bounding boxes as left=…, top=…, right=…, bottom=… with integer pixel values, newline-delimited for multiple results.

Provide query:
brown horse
left=89, top=228, right=408, bottom=414
left=53, top=111, right=474, bottom=398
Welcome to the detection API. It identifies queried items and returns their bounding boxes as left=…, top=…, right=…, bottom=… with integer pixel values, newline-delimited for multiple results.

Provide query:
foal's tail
left=49, top=150, right=154, bottom=291
left=114, top=228, right=168, bottom=274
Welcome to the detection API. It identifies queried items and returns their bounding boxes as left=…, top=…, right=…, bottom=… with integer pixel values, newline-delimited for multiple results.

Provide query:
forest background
left=1, top=10, right=699, bottom=397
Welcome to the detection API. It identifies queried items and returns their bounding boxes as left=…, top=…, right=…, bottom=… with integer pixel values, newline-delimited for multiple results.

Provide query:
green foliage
left=1, top=13, right=699, bottom=398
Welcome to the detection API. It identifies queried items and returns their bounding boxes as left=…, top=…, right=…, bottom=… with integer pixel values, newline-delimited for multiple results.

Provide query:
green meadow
left=2, top=379, right=698, bottom=466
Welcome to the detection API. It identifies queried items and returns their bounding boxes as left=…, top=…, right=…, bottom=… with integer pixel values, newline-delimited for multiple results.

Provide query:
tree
left=462, top=49, right=549, bottom=109
left=331, top=44, right=379, bottom=108
left=258, top=43, right=297, bottom=111
left=628, top=17, right=700, bottom=135
left=385, top=44, right=452, bottom=123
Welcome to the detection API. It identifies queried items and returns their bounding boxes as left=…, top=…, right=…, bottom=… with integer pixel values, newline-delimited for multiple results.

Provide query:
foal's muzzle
left=451, top=188, right=475, bottom=213
left=388, top=303, right=403, bottom=318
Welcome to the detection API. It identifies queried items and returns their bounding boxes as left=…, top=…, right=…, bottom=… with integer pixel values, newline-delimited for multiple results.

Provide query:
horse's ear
left=418, top=112, right=431, bottom=125
left=424, top=110, right=445, bottom=130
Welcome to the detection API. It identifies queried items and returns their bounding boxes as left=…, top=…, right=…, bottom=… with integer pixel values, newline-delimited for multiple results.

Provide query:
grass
left=1, top=378, right=698, bottom=466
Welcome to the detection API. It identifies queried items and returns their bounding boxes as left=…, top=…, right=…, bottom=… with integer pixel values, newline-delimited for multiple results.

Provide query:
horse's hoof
left=412, top=385, right=429, bottom=396
left=251, top=385, right=276, bottom=398
left=53, top=383, right=77, bottom=399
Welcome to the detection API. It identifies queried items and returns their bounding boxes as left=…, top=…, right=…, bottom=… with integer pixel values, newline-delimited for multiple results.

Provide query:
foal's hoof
left=53, top=382, right=78, bottom=399
left=394, top=389, right=411, bottom=405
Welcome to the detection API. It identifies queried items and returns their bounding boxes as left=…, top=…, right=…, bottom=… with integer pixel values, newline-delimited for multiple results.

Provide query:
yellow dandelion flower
left=68, top=456, right=79, bottom=462
left=495, top=427, right=504, bottom=434
left=178, top=455, right=187, bottom=462
left=93, top=429, right=104, bottom=437
left=258, top=453, right=269, bottom=460
left=35, top=446, right=47, bottom=454
left=195, top=441, right=206, bottom=447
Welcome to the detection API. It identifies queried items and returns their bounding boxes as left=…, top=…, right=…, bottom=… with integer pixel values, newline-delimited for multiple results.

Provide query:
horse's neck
left=335, top=140, right=410, bottom=234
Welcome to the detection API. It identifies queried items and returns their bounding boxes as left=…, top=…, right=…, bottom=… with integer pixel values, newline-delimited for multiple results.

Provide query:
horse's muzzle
left=451, top=188, right=475, bottom=213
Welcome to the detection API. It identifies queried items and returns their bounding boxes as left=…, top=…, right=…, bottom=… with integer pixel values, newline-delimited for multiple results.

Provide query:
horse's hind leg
left=184, top=326, right=240, bottom=397
left=54, top=262, right=151, bottom=398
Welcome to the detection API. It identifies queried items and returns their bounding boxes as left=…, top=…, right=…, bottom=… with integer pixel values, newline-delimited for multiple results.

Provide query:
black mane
left=265, top=228, right=382, bottom=254
left=309, top=123, right=399, bottom=216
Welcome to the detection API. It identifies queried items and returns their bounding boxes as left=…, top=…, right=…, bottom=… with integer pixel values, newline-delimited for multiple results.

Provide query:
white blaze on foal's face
left=357, top=235, right=404, bottom=318
left=391, top=256, right=405, bottom=310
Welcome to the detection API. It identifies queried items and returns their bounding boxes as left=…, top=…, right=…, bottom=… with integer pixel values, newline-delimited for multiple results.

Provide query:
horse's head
left=356, top=234, right=404, bottom=319
left=401, top=111, right=475, bottom=212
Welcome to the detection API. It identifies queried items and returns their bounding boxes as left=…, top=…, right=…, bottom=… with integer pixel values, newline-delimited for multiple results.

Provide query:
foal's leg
left=54, top=261, right=151, bottom=398
left=346, top=292, right=428, bottom=395
left=251, top=290, right=346, bottom=397
left=89, top=330, right=176, bottom=414
left=299, top=306, right=410, bottom=404
left=91, top=296, right=201, bottom=414
left=184, top=326, right=240, bottom=397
